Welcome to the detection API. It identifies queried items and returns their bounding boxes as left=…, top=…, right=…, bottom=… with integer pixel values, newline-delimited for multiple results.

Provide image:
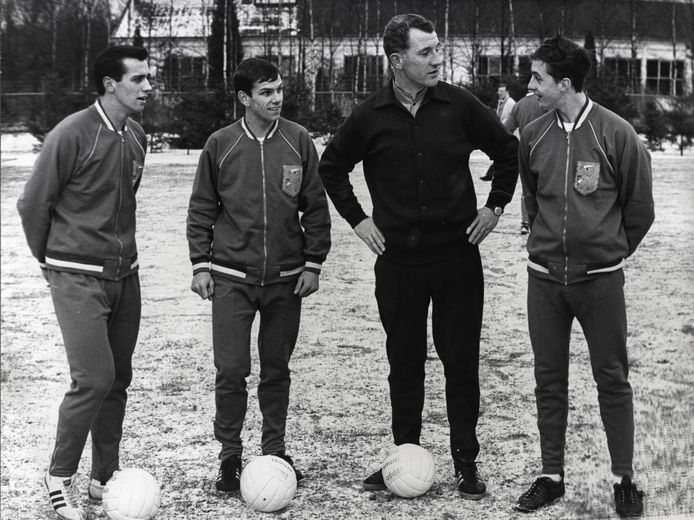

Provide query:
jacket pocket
left=281, top=165, right=302, bottom=197
left=574, top=161, right=600, bottom=196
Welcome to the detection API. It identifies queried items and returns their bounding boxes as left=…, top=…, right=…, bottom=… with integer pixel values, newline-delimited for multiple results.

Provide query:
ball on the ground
left=382, top=443, right=436, bottom=498
left=240, top=455, right=297, bottom=512
left=102, top=468, right=161, bottom=520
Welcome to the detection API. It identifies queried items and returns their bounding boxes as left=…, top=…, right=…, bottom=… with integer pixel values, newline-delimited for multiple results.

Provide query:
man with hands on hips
left=318, top=13, right=517, bottom=499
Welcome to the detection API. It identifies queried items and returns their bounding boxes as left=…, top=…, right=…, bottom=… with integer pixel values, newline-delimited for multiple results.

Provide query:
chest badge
left=281, top=165, right=302, bottom=197
left=574, top=161, right=600, bottom=196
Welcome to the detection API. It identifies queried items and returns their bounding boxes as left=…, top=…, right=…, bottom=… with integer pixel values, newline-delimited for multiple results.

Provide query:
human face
left=394, top=28, right=442, bottom=91
left=109, top=58, right=151, bottom=115
left=240, top=75, right=283, bottom=129
left=497, top=86, right=509, bottom=101
left=528, top=60, right=562, bottom=111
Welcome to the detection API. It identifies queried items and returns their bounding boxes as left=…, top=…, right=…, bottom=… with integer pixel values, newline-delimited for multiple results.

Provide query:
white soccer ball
left=240, top=455, right=297, bottom=512
left=382, top=443, right=436, bottom=498
left=102, top=468, right=161, bottom=520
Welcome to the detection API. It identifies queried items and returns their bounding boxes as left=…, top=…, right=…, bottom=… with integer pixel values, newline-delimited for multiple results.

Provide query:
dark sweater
left=319, top=80, right=518, bottom=264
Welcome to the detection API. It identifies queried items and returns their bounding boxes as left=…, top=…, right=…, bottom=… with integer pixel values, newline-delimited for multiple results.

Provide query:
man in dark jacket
left=17, top=45, right=151, bottom=520
left=319, top=13, right=517, bottom=499
left=514, top=35, right=653, bottom=517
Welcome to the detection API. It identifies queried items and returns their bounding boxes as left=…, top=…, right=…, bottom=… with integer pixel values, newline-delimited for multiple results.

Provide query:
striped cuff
left=304, top=261, right=322, bottom=274
left=192, top=261, right=211, bottom=275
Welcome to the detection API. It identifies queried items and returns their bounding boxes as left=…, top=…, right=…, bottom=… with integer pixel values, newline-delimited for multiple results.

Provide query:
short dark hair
left=530, top=34, right=593, bottom=92
left=233, top=58, right=280, bottom=96
left=93, top=45, right=148, bottom=95
left=383, top=13, right=435, bottom=64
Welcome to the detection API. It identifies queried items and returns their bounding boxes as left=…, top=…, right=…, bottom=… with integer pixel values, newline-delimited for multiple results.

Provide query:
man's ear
left=237, top=90, right=251, bottom=107
left=559, top=77, right=573, bottom=92
left=103, top=76, right=116, bottom=93
left=389, top=53, right=403, bottom=70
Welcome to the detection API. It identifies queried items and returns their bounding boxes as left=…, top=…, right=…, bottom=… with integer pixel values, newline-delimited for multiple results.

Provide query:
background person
left=515, top=35, right=654, bottom=518
left=480, top=83, right=516, bottom=181
left=186, top=58, right=331, bottom=493
left=319, top=13, right=517, bottom=499
left=16, top=45, right=151, bottom=520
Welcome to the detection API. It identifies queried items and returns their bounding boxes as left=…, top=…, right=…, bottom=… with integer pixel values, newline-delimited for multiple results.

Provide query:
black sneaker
left=215, top=454, right=242, bottom=492
left=454, top=461, right=486, bottom=500
left=363, top=469, right=387, bottom=491
left=515, top=474, right=565, bottom=512
left=614, top=476, right=644, bottom=517
left=273, top=453, right=304, bottom=482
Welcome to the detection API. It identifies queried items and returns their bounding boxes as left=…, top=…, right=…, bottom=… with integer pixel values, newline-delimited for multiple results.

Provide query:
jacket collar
left=555, top=97, right=594, bottom=130
left=241, top=118, right=279, bottom=140
left=374, top=80, right=450, bottom=109
left=94, top=100, right=129, bottom=133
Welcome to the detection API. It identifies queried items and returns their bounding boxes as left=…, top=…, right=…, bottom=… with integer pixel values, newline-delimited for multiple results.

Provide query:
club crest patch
left=281, top=165, right=302, bottom=197
left=574, top=161, right=600, bottom=196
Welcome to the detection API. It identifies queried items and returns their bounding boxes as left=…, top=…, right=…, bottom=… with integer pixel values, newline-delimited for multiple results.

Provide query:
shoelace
left=63, top=479, right=81, bottom=508
left=522, top=478, right=550, bottom=500
left=619, top=482, right=638, bottom=504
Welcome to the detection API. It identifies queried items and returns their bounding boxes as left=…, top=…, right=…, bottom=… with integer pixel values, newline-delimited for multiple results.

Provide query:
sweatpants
left=47, top=270, right=141, bottom=482
left=211, top=276, right=301, bottom=461
left=374, top=252, right=484, bottom=462
left=528, top=270, right=634, bottom=477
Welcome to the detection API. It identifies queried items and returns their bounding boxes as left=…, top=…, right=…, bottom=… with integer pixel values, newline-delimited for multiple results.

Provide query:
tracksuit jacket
left=519, top=99, right=654, bottom=285
left=17, top=101, right=147, bottom=280
left=319, top=80, right=518, bottom=265
left=187, top=117, right=331, bottom=285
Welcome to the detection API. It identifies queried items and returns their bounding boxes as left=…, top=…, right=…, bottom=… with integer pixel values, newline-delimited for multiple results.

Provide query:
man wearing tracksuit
left=186, top=58, right=331, bottom=492
left=17, top=45, right=151, bottom=520
left=514, top=35, right=654, bottom=517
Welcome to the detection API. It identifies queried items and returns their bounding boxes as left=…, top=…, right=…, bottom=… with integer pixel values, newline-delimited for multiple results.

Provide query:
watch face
left=494, top=207, right=503, bottom=216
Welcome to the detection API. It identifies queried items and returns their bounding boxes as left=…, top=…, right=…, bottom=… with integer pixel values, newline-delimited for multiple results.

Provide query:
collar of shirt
left=392, top=80, right=428, bottom=116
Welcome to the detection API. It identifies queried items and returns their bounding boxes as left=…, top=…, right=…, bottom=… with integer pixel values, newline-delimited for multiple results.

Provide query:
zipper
left=114, top=133, right=125, bottom=277
left=259, top=140, right=268, bottom=286
left=562, top=131, right=570, bottom=285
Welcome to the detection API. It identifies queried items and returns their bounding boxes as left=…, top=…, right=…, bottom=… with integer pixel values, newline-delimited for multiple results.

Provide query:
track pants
left=211, top=277, right=301, bottom=461
left=528, top=270, right=634, bottom=477
left=374, top=252, right=484, bottom=462
left=47, top=270, right=140, bottom=482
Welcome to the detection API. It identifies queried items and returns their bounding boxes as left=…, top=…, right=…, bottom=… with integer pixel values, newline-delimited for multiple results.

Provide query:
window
left=256, top=55, right=296, bottom=79
left=645, top=59, right=684, bottom=96
left=477, top=55, right=501, bottom=79
left=603, top=57, right=641, bottom=90
left=162, top=56, right=206, bottom=91
left=341, top=55, right=385, bottom=92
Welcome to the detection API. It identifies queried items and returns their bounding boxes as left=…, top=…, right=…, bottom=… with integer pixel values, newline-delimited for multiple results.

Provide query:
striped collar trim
left=555, top=98, right=593, bottom=130
left=94, top=100, right=129, bottom=133
left=241, top=118, right=279, bottom=141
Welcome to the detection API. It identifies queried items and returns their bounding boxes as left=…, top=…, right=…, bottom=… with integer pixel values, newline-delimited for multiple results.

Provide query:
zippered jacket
left=319, top=80, right=518, bottom=265
left=519, top=99, right=654, bottom=285
left=17, top=102, right=147, bottom=280
left=186, top=117, right=331, bottom=285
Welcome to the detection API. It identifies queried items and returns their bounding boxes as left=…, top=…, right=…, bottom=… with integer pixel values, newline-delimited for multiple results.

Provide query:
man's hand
left=354, top=218, right=385, bottom=255
left=294, top=271, right=319, bottom=297
left=191, top=271, right=214, bottom=300
left=466, top=207, right=500, bottom=245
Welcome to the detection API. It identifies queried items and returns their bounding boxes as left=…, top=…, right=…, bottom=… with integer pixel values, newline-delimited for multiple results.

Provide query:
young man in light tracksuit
left=514, top=35, right=654, bottom=518
left=17, top=45, right=151, bottom=520
left=186, top=58, right=331, bottom=492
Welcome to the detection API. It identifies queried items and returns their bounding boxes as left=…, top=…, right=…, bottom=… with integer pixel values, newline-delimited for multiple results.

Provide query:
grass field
left=1, top=146, right=692, bottom=520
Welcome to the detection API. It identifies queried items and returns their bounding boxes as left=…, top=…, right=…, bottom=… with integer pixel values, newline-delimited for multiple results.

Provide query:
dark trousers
left=47, top=271, right=140, bottom=481
left=212, top=277, right=301, bottom=460
left=528, top=271, right=634, bottom=477
left=374, top=252, right=483, bottom=461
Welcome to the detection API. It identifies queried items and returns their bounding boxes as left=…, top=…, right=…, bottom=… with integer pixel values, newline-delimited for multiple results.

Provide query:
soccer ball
left=382, top=443, right=436, bottom=498
left=102, top=468, right=161, bottom=520
left=240, top=455, right=297, bottom=512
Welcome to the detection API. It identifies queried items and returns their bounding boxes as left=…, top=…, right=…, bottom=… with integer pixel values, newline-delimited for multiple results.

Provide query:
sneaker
left=273, top=453, right=304, bottom=482
left=215, top=454, right=242, bottom=492
left=363, top=468, right=387, bottom=491
left=520, top=222, right=530, bottom=234
left=614, top=476, right=644, bottom=517
left=454, top=461, right=486, bottom=500
left=88, top=470, right=119, bottom=501
left=44, top=472, right=86, bottom=520
left=515, top=474, right=565, bottom=512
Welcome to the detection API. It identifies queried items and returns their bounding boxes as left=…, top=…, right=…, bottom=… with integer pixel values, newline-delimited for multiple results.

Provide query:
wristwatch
left=491, top=206, right=504, bottom=217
